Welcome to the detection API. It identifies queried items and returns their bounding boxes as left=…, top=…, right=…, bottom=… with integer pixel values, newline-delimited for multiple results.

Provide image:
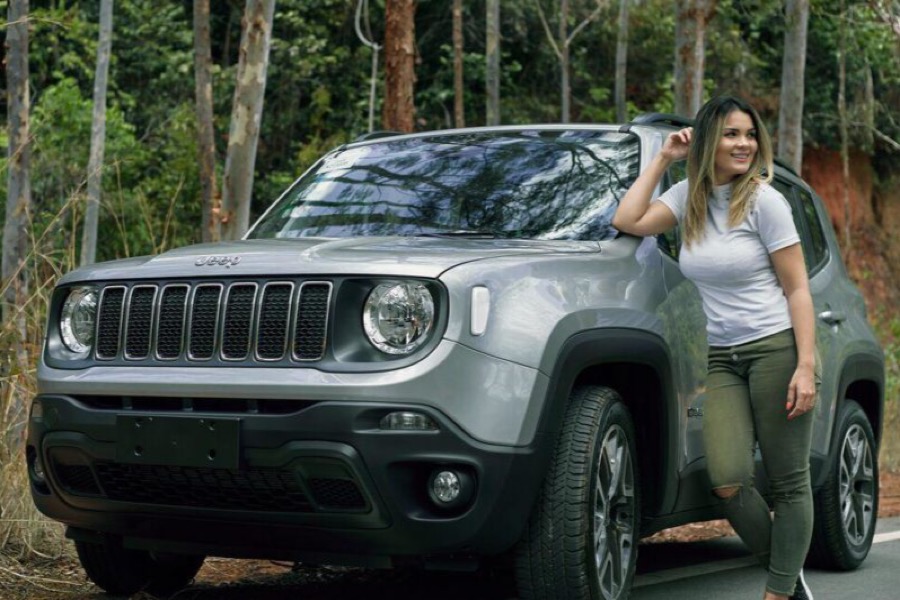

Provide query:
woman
left=612, top=95, right=817, bottom=600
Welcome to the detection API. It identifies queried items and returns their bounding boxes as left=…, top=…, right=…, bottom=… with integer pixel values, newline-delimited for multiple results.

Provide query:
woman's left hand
left=786, top=364, right=817, bottom=420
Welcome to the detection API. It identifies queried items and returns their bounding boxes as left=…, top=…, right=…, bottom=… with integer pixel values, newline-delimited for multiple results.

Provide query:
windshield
left=248, top=129, right=639, bottom=241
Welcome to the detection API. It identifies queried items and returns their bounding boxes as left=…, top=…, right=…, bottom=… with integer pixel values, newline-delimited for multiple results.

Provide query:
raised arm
left=612, top=128, right=692, bottom=237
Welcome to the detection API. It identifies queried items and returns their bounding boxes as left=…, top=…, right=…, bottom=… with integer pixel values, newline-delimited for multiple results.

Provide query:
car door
left=775, top=178, right=859, bottom=456
left=653, top=165, right=710, bottom=495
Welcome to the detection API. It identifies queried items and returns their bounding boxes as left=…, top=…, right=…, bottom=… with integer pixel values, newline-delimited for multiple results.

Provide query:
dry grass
left=879, top=337, right=900, bottom=470
left=0, top=333, right=69, bottom=564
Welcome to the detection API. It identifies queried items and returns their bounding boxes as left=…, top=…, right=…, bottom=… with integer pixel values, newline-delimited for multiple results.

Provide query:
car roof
left=344, top=115, right=802, bottom=182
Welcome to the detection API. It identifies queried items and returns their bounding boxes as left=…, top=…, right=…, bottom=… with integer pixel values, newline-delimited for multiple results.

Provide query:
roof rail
left=630, top=113, right=695, bottom=128
left=353, top=130, right=405, bottom=142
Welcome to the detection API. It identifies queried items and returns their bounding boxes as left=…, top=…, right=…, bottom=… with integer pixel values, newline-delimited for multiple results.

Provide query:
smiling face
left=714, top=110, right=758, bottom=185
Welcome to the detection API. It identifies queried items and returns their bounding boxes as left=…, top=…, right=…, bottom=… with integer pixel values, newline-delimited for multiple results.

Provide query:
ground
left=2, top=470, right=898, bottom=600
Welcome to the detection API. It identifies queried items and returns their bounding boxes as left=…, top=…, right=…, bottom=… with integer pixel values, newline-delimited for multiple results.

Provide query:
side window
left=657, top=163, right=687, bottom=260
left=797, top=188, right=829, bottom=273
left=772, top=180, right=811, bottom=271
left=772, top=179, right=829, bottom=275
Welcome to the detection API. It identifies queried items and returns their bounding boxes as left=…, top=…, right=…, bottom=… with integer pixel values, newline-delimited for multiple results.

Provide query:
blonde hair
left=683, top=96, right=774, bottom=247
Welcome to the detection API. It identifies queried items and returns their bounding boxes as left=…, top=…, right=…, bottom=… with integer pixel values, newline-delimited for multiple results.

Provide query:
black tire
left=808, top=400, right=879, bottom=570
left=75, top=538, right=205, bottom=597
left=515, top=386, right=640, bottom=600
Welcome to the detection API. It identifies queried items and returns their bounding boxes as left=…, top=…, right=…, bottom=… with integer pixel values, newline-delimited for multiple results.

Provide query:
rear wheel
left=516, top=386, right=640, bottom=600
left=809, top=400, right=878, bottom=570
left=75, top=538, right=205, bottom=597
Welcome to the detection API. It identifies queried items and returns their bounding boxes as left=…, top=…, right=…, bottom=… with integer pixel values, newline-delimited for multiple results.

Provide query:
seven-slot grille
left=93, top=281, right=332, bottom=363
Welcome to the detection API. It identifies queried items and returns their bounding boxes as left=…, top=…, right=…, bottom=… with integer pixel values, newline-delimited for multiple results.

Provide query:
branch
left=567, top=0, right=610, bottom=45
left=869, top=125, right=900, bottom=151
left=868, top=0, right=900, bottom=41
left=532, top=0, right=562, bottom=60
left=355, top=0, right=381, bottom=50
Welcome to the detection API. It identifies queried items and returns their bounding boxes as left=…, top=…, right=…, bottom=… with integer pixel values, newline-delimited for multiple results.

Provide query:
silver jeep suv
left=27, top=116, right=884, bottom=599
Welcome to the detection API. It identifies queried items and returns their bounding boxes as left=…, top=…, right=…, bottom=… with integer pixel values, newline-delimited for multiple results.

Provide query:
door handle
left=818, top=310, right=846, bottom=326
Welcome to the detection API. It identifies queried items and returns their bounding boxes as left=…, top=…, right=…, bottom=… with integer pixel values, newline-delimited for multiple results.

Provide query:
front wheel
left=808, top=400, right=879, bottom=570
left=516, top=386, right=640, bottom=600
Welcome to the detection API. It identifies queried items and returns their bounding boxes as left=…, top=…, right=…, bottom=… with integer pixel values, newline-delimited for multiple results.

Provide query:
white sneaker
left=789, top=569, right=814, bottom=600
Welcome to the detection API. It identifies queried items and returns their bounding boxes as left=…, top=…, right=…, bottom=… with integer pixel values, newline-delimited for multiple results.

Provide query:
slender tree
left=2, top=0, right=31, bottom=360
left=453, top=0, right=465, bottom=127
left=614, top=0, right=630, bottom=122
left=533, top=0, right=608, bottom=123
left=673, top=0, right=717, bottom=117
left=838, top=0, right=852, bottom=249
left=80, top=0, right=113, bottom=266
left=221, top=0, right=276, bottom=241
left=777, top=0, right=809, bottom=174
left=486, top=0, right=501, bottom=125
left=383, top=0, right=417, bottom=132
left=355, top=0, right=382, bottom=133
left=194, top=0, right=220, bottom=243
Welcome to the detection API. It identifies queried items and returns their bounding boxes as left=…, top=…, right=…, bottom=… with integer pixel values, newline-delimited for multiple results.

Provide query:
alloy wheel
left=839, top=423, right=876, bottom=546
left=593, top=424, right=636, bottom=600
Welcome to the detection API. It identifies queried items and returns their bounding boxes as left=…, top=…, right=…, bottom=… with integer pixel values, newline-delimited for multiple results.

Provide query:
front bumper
left=37, top=339, right=549, bottom=447
left=27, top=342, right=554, bottom=563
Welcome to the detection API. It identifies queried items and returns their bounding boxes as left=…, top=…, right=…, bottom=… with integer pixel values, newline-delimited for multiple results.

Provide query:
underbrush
left=1, top=253, right=72, bottom=562
left=0, top=341, right=69, bottom=563
left=878, top=322, right=900, bottom=471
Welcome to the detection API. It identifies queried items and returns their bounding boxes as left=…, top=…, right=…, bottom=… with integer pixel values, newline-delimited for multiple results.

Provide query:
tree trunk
left=861, top=61, right=874, bottom=152
left=80, top=0, right=113, bottom=266
left=485, top=0, right=500, bottom=125
left=221, top=0, right=276, bottom=241
left=2, top=0, right=31, bottom=370
left=614, top=0, right=630, bottom=122
left=838, top=0, right=851, bottom=249
left=194, top=0, right=220, bottom=243
left=560, top=0, right=571, bottom=123
left=383, top=0, right=417, bottom=132
left=453, top=0, right=465, bottom=128
left=673, top=0, right=717, bottom=118
left=777, top=0, right=809, bottom=174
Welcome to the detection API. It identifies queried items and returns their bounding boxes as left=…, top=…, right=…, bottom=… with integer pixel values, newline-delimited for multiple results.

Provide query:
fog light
left=427, top=468, right=475, bottom=509
left=33, top=456, right=46, bottom=483
left=432, top=471, right=461, bottom=503
left=380, top=411, right=438, bottom=431
left=27, top=447, right=46, bottom=485
left=30, top=400, right=43, bottom=422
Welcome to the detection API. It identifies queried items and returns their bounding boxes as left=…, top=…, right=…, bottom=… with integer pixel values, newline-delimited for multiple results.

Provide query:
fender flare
left=535, top=328, right=681, bottom=518
left=812, top=351, right=885, bottom=489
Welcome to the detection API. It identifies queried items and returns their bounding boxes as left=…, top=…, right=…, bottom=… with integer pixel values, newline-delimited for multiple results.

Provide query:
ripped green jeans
left=704, top=328, right=816, bottom=597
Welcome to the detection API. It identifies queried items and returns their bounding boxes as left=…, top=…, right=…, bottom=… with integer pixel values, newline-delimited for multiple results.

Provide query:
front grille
left=84, top=463, right=369, bottom=513
left=54, top=464, right=102, bottom=496
left=93, top=280, right=332, bottom=364
left=308, top=477, right=367, bottom=510
left=95, top=463, right=317, bottom=512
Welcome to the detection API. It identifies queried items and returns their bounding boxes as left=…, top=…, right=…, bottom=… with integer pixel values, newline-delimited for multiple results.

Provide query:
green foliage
left=874, top=317, right=900, bottom=469
left=4, top=0, right=900, bottom=257
left=28, top=78, right=144, bottom=258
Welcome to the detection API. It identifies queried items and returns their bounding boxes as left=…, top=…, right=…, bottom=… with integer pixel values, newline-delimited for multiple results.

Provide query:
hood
left=58, top=237, right=602, bottom=284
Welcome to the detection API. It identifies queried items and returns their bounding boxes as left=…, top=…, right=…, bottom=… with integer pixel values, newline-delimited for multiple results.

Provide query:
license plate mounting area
left=116, top=415, right=241, bottom=469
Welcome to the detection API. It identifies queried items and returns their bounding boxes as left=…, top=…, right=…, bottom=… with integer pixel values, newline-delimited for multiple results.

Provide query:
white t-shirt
left=657, top=180, right=800, bottom=347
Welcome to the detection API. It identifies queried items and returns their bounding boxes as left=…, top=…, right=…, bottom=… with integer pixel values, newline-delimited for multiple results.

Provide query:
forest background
left=1, top=0, right=900, bottom=567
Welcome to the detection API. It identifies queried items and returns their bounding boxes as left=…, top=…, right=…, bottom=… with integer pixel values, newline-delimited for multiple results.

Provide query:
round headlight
left=363, top=282, right=435, bottom=355
left=60, top=286, right=98, bottom=353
